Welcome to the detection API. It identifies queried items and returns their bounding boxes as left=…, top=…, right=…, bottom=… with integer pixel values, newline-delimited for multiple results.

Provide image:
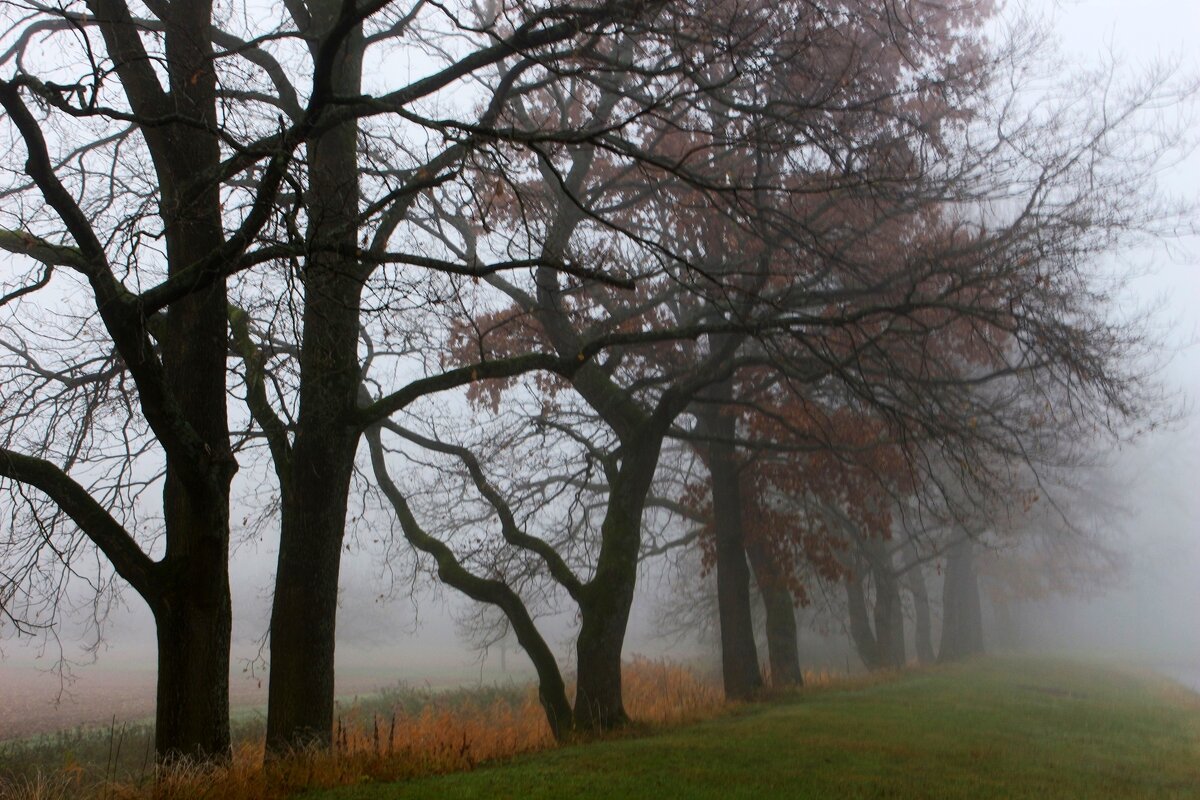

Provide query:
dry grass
left=0, top=657, right=745, bottom=800
left=0, top=771, right=80, bottom=800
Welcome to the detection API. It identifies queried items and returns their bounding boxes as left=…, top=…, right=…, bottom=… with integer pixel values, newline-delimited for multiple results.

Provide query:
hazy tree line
left=0, top=0, right=1190, bottom=763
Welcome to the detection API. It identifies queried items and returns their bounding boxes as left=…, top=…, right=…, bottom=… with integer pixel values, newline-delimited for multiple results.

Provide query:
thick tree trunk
left=153, top=572, right=231, bottom=760
left=149, top=0, right=235, bottom=758
left=871, top=573, right=906, bottom=668
left=267, top=490, right=351, bottom=749
left=265, top=2, right=365, bottom=752
left=698, top=403, right=762, bottom=700
left=745, top=538, right=802, bottom=687
left=573, top=444, right=661, bottom=732
left=265, top=265, right=362, bottom=751
left=154, top=281, right=234, bottom=759
left=710, top=472, right=763, bottom=698
left=574, top=597, right=632, bottom=731
left=939, top=536, right=984, bottom=662
left=760, top=583, right=803, bottom=687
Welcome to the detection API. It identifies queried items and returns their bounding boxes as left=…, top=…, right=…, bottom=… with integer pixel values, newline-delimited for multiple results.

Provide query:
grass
left=305, top=658, right=1200, bottom=800
left=3, top=658, right=1196, bottom=799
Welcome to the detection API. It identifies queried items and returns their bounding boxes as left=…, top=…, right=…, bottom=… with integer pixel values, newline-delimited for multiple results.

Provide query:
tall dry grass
left=0, top=659, right=873, bottom=800
left=2, top=658, right=731, bottom=800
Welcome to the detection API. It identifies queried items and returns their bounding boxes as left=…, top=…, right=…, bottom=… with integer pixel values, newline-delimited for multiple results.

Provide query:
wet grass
left=307, top=658, right=1200, bottom=800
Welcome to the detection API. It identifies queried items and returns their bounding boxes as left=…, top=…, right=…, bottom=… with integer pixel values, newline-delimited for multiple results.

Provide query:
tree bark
left=745, top=538, right=802, bottom=687
left=573, top=506, right=639, bottom=731
left=696, top=401, right=762, bottom=701
left=572, top=436, right=664, bottom=732
left=939, top=536, right=984, bottom=662
left=152, top=569, right=231, bottom=760
left=265, top=0, right=365, bottom=752
left=146, top=0, right=235, bottom=759
left=574, top=595, right=633, bottom=731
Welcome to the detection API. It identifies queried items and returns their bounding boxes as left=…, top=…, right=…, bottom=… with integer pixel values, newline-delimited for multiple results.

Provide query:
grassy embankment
left=309, top=658, right=1200, bottom=800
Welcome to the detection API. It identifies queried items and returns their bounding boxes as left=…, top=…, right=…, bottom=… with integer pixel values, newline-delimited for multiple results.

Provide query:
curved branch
left=380, top=419, right=585, bottom=600
left=365, top=426, right=573, bottom=739
left=0, top=448, right=157, bottom=599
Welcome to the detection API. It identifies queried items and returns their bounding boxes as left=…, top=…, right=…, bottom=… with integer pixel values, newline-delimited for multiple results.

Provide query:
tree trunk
left=266, top=490, right=351, bottom=749
left=154, top=239, right=233, bottom=759
left=149, top=0, right=235, bottom=758
left=265, top=261, right=362, bottom=750
left=939, top=536, right=984, bottom=662
left=845, top=573, right=880, bottom=670
left=699, top=402, right=762, bottom=700
left=903, top=547, right=936, bottom=664
left=153, top=572, right=231, bottom=760
left=574, top=596, right=632, bottom=731
left=263, top=291, right=363, bottom=749
left=868, top=544, right=906, bottom=669
left=871, top=573, right=906, bottom=668
left=760, top=583, right=803, bottom=687
left=265, top=2, right=365, bottom=752
left=153, top=278, right=234, bottom=759
left=745, top=538, right=802, bottom=687
left=573, top=506, right=638, bottom=732
left=573, top=443, right=660, bottom=732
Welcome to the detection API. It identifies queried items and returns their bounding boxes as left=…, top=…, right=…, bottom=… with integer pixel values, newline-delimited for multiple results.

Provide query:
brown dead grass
left=1, top=659, right=852, bottom=800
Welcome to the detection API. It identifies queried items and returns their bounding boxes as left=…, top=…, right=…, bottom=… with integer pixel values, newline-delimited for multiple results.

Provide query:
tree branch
left=380, top=419, right=585, bottom=600
left=0, top=448, right=157, bottom=598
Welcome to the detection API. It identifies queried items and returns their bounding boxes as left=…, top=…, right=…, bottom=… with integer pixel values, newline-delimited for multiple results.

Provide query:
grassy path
left=308, top=659, right=1200, bottom=799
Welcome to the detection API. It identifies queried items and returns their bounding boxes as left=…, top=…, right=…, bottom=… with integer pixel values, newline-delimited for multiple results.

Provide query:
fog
left=2, top=0, right=1200, bottom=737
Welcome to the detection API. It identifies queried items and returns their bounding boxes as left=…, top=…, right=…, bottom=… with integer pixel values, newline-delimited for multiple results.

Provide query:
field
left=0, top=644, right=518, bottom=742
left=2, top=658, right=1198, bottom=799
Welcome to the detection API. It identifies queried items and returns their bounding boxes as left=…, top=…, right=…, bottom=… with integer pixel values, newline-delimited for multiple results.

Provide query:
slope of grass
left=308, top=659, right=1200, bottom=800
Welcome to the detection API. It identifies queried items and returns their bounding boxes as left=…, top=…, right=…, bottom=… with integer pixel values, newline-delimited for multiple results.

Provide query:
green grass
left=307, top=659, right=1200, bottom=800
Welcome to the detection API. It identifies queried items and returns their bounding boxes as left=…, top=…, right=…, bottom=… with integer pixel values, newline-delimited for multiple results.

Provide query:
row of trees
left=0, top=0, right=1188, bottom=761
